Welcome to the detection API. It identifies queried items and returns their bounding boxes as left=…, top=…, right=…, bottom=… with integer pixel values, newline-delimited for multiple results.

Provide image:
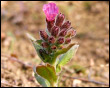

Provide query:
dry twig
left=1, top=53, right=33, bottom=68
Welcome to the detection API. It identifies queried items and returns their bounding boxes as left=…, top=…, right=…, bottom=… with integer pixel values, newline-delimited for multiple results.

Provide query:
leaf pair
left=33, top=64, right=57, bottom=87
left=33, top=66, right=50, bottom=87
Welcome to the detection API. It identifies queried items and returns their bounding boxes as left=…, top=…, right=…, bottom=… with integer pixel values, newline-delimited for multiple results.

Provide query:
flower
left=40, top=3, right=77, bottom=54
left=43, top=3, right=59, bottom=21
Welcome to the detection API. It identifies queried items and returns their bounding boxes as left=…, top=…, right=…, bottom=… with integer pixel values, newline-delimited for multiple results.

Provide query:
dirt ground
left=1, top=1, right=109, bottom=87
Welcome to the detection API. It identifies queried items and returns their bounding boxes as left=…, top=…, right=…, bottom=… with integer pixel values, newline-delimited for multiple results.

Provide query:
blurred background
left=1, top=1, right=109, bottom=87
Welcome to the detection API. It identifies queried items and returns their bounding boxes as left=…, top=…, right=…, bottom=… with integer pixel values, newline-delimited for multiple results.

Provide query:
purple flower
left=43, top=3, right=59, bottom=21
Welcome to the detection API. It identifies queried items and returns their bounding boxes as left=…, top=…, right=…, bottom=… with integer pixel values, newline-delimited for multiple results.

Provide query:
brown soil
left=1, top=1, right=109, bottom=87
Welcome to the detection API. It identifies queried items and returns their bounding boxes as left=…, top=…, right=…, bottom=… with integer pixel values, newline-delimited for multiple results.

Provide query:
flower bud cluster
left=39, top=3, right=76, bottom=54
left=39, top=13, right=76, bottom=54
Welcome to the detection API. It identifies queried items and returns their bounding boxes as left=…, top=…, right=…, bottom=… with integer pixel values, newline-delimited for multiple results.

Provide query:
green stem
left=49, top=60, right=58, bottom=87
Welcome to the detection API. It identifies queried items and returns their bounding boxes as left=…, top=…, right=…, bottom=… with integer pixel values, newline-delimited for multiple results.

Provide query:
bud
left=55, top=13, right=65, bottom=27
left=51, top=26, right=60, bottom=37
left=57, top=37, right=64, bottom=44
left=46, top=19, right=55, bottom=32
left=41, top=42, right=48, bottom=48
left=66, top=28, right=76, bottom=37
left=60, top=21, right=71, bottom=29
left=40, top=31, right=48, bottom=41
left=65, top=38, right=71, bottom=44
left=51, top=45, right=57, bottom=50
left=59, top=29, right=67, bottom=37
left=48, top=36, right=55, bottom=44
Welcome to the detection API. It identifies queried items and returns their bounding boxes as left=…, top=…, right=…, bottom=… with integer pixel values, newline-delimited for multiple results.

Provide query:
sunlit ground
left=1, top=1, right=109, bottom=87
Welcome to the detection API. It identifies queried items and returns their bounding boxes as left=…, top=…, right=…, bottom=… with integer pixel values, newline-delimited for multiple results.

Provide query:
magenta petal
left=43, top=2, right=59, bottom=21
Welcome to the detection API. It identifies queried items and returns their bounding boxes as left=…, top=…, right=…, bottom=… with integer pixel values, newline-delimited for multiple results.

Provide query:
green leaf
left=56, top=44, right=79, bottom=73
left=33, top=66, right=50, bottom=87
left=36, top=40, right=43, bottom=45
left=30, top=40, right=45, bottom=62
left=50, top=43, right=77, bottom=65
left=26, top=33, right=51, bottom=63
left=36, top=64, right=57, bottom=86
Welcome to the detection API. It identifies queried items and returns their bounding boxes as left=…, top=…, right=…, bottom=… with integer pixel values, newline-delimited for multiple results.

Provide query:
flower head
left=43, top=3, right=59, bottom=21
left=40, top=3, right=77, bottom=55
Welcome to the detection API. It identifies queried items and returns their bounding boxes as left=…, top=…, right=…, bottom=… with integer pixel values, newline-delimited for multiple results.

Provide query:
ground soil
left=1, top=1, right=109, bottom=87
